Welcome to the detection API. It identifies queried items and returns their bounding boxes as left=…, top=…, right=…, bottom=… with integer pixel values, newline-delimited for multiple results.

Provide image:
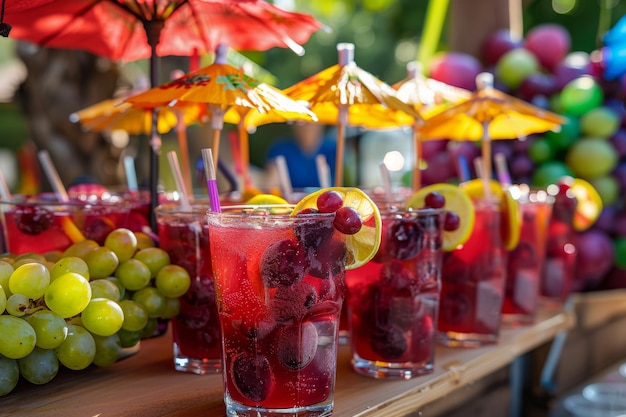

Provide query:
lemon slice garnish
left=291, top=187, right=382, bottom=270
left=459, top=179, right=521, bottom=251
left=405, top=183, right=476, bottom=251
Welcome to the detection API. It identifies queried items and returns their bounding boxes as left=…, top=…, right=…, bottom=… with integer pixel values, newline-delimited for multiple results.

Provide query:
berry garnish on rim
left=291, top=187, right=382, bottom=270
left=405, top=184, right=475, bottom=252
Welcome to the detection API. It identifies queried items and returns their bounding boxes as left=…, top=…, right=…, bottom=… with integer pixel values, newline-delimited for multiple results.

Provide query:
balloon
left=559, top=76, right=604, bottom=116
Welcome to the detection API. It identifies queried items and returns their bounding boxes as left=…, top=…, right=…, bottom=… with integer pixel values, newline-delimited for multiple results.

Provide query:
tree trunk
left=14, top=44, right=121, bottom=189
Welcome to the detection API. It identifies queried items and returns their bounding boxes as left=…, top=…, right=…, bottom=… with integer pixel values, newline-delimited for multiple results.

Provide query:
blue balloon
left=602, top=44, right=626, bottom=80
left=604, top=15, right=626, bottom=46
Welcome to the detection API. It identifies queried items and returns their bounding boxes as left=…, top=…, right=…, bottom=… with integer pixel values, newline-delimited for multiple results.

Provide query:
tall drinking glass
left=346, top=207, right=444, bottom=379
left=207, top=205, right=346, bottom=417
left=437, top=197, right=507, bottom=347
left=502, top=188, right=553, bottom=325
left=155, top=202, right=222, bottom=374
left=0, top=194, right=131, bottom=255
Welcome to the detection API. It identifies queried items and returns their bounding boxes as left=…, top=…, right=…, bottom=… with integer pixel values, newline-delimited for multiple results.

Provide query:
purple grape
left=443, top=211, right=461, bottom=232
left=441, top=253, right=471, bottom=284
left=308, top=238, right=347, bottom=279
left=293, top=215, right=334, bottom=248
left=370, top=325, right=407, bottom=359
left=260, top=239, right=310, bottom=288
left=386, top=218, right=424, bottom=260
left=14, top=205, right=53, bottom=235
left=439, top=291, right=471, bottom=324
left=424, top=191, right=445, bottom=209
left=238, top=316, right=276, bottom=340
left=333, top=206, right=362, bottom=235
left=276, top=322, right=318, bottom=370
left=231, top=352, right=273, bottom=402
left=83, top=216, right=116, bottom=244
left=270, top=281, right=318, bottom=322
left=316, top=191, right=343, bottom=213
left=380, top=260, right=413, bottom=291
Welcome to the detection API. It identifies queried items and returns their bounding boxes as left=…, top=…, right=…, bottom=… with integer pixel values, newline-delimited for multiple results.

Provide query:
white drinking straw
left=0, top=169, right=11, bottom=201
left=166, top=151, right=192, bottom=211
left=38, top=150, right=70, bottom=202
left=315, top=154, right=331, bottom=188
left=379, top=162, right=394, bottom=206
left=275, top=155, right=293, bottom=201
left=123, top=155, right=139, bottom=192
left=494, top=153, right=512, bottom=187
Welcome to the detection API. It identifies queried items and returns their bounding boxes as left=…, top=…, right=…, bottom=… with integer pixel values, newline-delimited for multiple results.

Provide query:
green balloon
left=559, top=76, right=603, bottom=117
left=544, top=115, right=580, bottom=150
left=528, top=137, right=554, bottom=163
left=531, top=161, right=573, bottom=189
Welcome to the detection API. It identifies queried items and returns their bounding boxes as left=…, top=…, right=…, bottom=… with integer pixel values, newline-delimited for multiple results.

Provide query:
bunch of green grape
left=0, top=228, right=191, bottom=396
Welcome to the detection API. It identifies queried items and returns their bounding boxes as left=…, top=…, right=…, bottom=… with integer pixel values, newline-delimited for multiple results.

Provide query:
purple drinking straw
left=201, top=148, right=221, bottom=213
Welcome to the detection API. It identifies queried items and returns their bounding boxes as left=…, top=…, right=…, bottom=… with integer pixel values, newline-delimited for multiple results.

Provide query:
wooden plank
left=0, top=305, right=574, bottom=417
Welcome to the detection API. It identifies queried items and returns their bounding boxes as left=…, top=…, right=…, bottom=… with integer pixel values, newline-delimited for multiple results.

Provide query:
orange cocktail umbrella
left=125, top=44, right=317, bottom=170
left=419, top=72, right=565, bottom=190
left=279, top=43, right=423, bottom=186
left=392, top=61, right=471, bottom=191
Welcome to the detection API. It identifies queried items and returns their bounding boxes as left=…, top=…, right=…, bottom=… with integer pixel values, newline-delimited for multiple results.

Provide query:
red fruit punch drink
left=346, top=208, right=444, bottom=379
left=207, top=205, right=345, bottom=417
left=0, top=194, right=131, bottom=255
left=156, top=203, right=222, bottom=374
left=437, top=197, right=507, bottom=347
left=502, top=188, right=553, bottom=325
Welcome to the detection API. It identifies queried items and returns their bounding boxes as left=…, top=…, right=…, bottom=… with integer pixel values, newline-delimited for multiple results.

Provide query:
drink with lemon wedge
left=207, top=188, right=381, bottom=417
left=407, top=181, right=514, bottom=347
left=502, top=186, right=553, bottom=325
left=346, top=207, right=444, bottom=379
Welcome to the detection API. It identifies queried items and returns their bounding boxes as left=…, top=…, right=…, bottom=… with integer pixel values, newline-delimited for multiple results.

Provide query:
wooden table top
left=0, top=305, right=574, bottom=417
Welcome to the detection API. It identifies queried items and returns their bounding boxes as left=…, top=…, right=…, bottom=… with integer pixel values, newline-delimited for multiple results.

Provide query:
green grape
left=104, top=228, right=138, bottom=263
left=117, top=328, right=141, bottom=348
left=0, top=355, right=19, bottom=396
left=54, top=324, right=96, bottom=370
left=106, top=277, right=126, bottom=300
left=6, top=293, right=30, bottom=317
left=50, top=256, right=90, bottom=282
left=25, top=310, right=68, bottom=349
left=14, top=252, right=47, bottom=265
left=118, top=299, right=149, bottom=332
left=155, top=264, right=191, bottom=298
left=90, top=278, right=121, bottom=301
left=17, top=347, right=59, bottom=385
left=85, top=247, right=119, bottom=279
left=140, top=318, right=159, bottom=338
left=0, top=285, right=6, bottom=314
left=81, top=298, right=125, bottom=336
left=12, top=258, right=43, bottom=269
left=133, top=247, right=170, bottom=278
left=62, top=239, right=99, bottom=259
left=132, top=287, right=166, bottom=318
left=0, top=315, right=36, bottom=359
left=134, top=231, right=155, bottom=250
left=0, top=261, right=14, bottom=298
left=115, top=258, right=151, bottom=291
left=43, top=250, right=63, bottom=263
left=44, top=272, right=92, bottom=318
left=161, top=297, right=180, bottom=319
left=92, top=333, right=122, bottom=367
left=9, top=262, right=50, bottom=300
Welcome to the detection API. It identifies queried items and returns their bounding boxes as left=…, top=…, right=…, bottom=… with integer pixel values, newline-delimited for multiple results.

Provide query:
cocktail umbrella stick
left=275, top=155, right=293, bottom=201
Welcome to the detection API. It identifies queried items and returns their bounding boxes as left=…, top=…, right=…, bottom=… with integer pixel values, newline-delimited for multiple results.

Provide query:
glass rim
left=206, top=204, right=337, bottom=220
left=0, top=194, right=132, bottom=208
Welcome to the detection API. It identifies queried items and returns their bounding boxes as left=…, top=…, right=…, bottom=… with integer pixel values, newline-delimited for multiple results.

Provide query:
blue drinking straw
left=201, top=148, right=221, bottom=213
